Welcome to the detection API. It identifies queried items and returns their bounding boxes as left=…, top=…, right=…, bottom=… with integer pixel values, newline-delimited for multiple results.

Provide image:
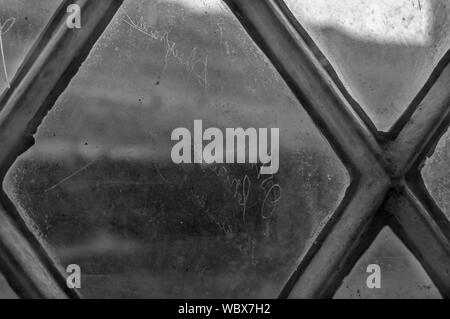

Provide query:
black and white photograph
left=0, top=0, right=448, bottom=306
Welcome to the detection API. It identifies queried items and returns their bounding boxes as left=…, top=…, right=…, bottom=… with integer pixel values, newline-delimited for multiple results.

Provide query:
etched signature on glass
left=121, top=9, right=208, bottom=88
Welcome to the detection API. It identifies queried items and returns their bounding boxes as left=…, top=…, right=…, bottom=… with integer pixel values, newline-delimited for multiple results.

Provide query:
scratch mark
left=0, top=17, right=16, bottom=89
left=153, top=163, right=172, bottom=184
left=44, top=160, right=96, bottom=193
left=120, top=9, right=208, bottom=89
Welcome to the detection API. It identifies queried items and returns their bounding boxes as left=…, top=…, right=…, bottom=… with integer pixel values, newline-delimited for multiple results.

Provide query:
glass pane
left=284, top=0, right=450, bottom=131
left=5, top=0, right=349, bottom=298
left=0, top=0, right=61, bottom=94
left=422, top=128, right=450, bottom=219
left=334, top=227, right=442, bottom=299
left=0, top=272, right=18, bottom=299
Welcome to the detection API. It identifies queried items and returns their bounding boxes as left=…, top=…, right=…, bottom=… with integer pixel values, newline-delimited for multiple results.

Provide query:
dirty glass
left=422, top=129, right=450, bottom=220
left=284, top=0, right=450, bottom=132
left=334, top=227, right=441, bottom=299
left=4, top=0, right=349, bottom=298
left=0, top=271, right=17, bottom=299
left=0, top=0, right=62, bottom=94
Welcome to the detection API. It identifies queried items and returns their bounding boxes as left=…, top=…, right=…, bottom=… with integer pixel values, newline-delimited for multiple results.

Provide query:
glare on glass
left=284, top=0, right=450, bottom=131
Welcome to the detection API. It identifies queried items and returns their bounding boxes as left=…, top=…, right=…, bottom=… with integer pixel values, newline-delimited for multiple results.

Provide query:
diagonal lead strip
left=278, top=0, right=450, bottom=296
left=224, top=0, right=386, bottom=175
left=224, top=0, right=391, bottom=298
left=0, top=0, right=123, bottom=298
left=386, top=182, right=450, bottom=297
left=385, top=55, right=450, bottom=178
left=224, top=0, right=450, bottom=298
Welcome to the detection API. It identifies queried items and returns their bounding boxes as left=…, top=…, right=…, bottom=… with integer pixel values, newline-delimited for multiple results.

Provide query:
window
left=0, top=0, right=448, bottom=299
left=5, top=0, right=348, bottom=298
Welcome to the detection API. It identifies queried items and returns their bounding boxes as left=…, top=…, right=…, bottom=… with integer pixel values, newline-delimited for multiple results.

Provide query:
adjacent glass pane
left=0, top=272, right=17, bottom=299
left=284, top=0, right=450, bottom=131
left=334, top=227, right=441, bottom=299
left=422, top=128, right=450, bottom=219
left=5, top=0, right=349, bottom=298
left=0, top=0, right=61, bottom=94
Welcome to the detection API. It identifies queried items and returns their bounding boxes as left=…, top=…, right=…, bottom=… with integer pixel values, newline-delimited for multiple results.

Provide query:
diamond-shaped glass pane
left=0, top=0, right=62, bottom=94
left=284, top=0, right=450, bottom=131
left=5, top=0, right=349, bottom=298
left=334, top=227, right=441, bottom=299
left=422, top=128, right=450, bottom=220
left=0, top=272, right=17, bottom=299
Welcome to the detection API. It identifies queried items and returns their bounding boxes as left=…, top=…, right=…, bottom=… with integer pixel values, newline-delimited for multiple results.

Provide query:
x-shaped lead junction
left=0, top=0, right=447, bottom=298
